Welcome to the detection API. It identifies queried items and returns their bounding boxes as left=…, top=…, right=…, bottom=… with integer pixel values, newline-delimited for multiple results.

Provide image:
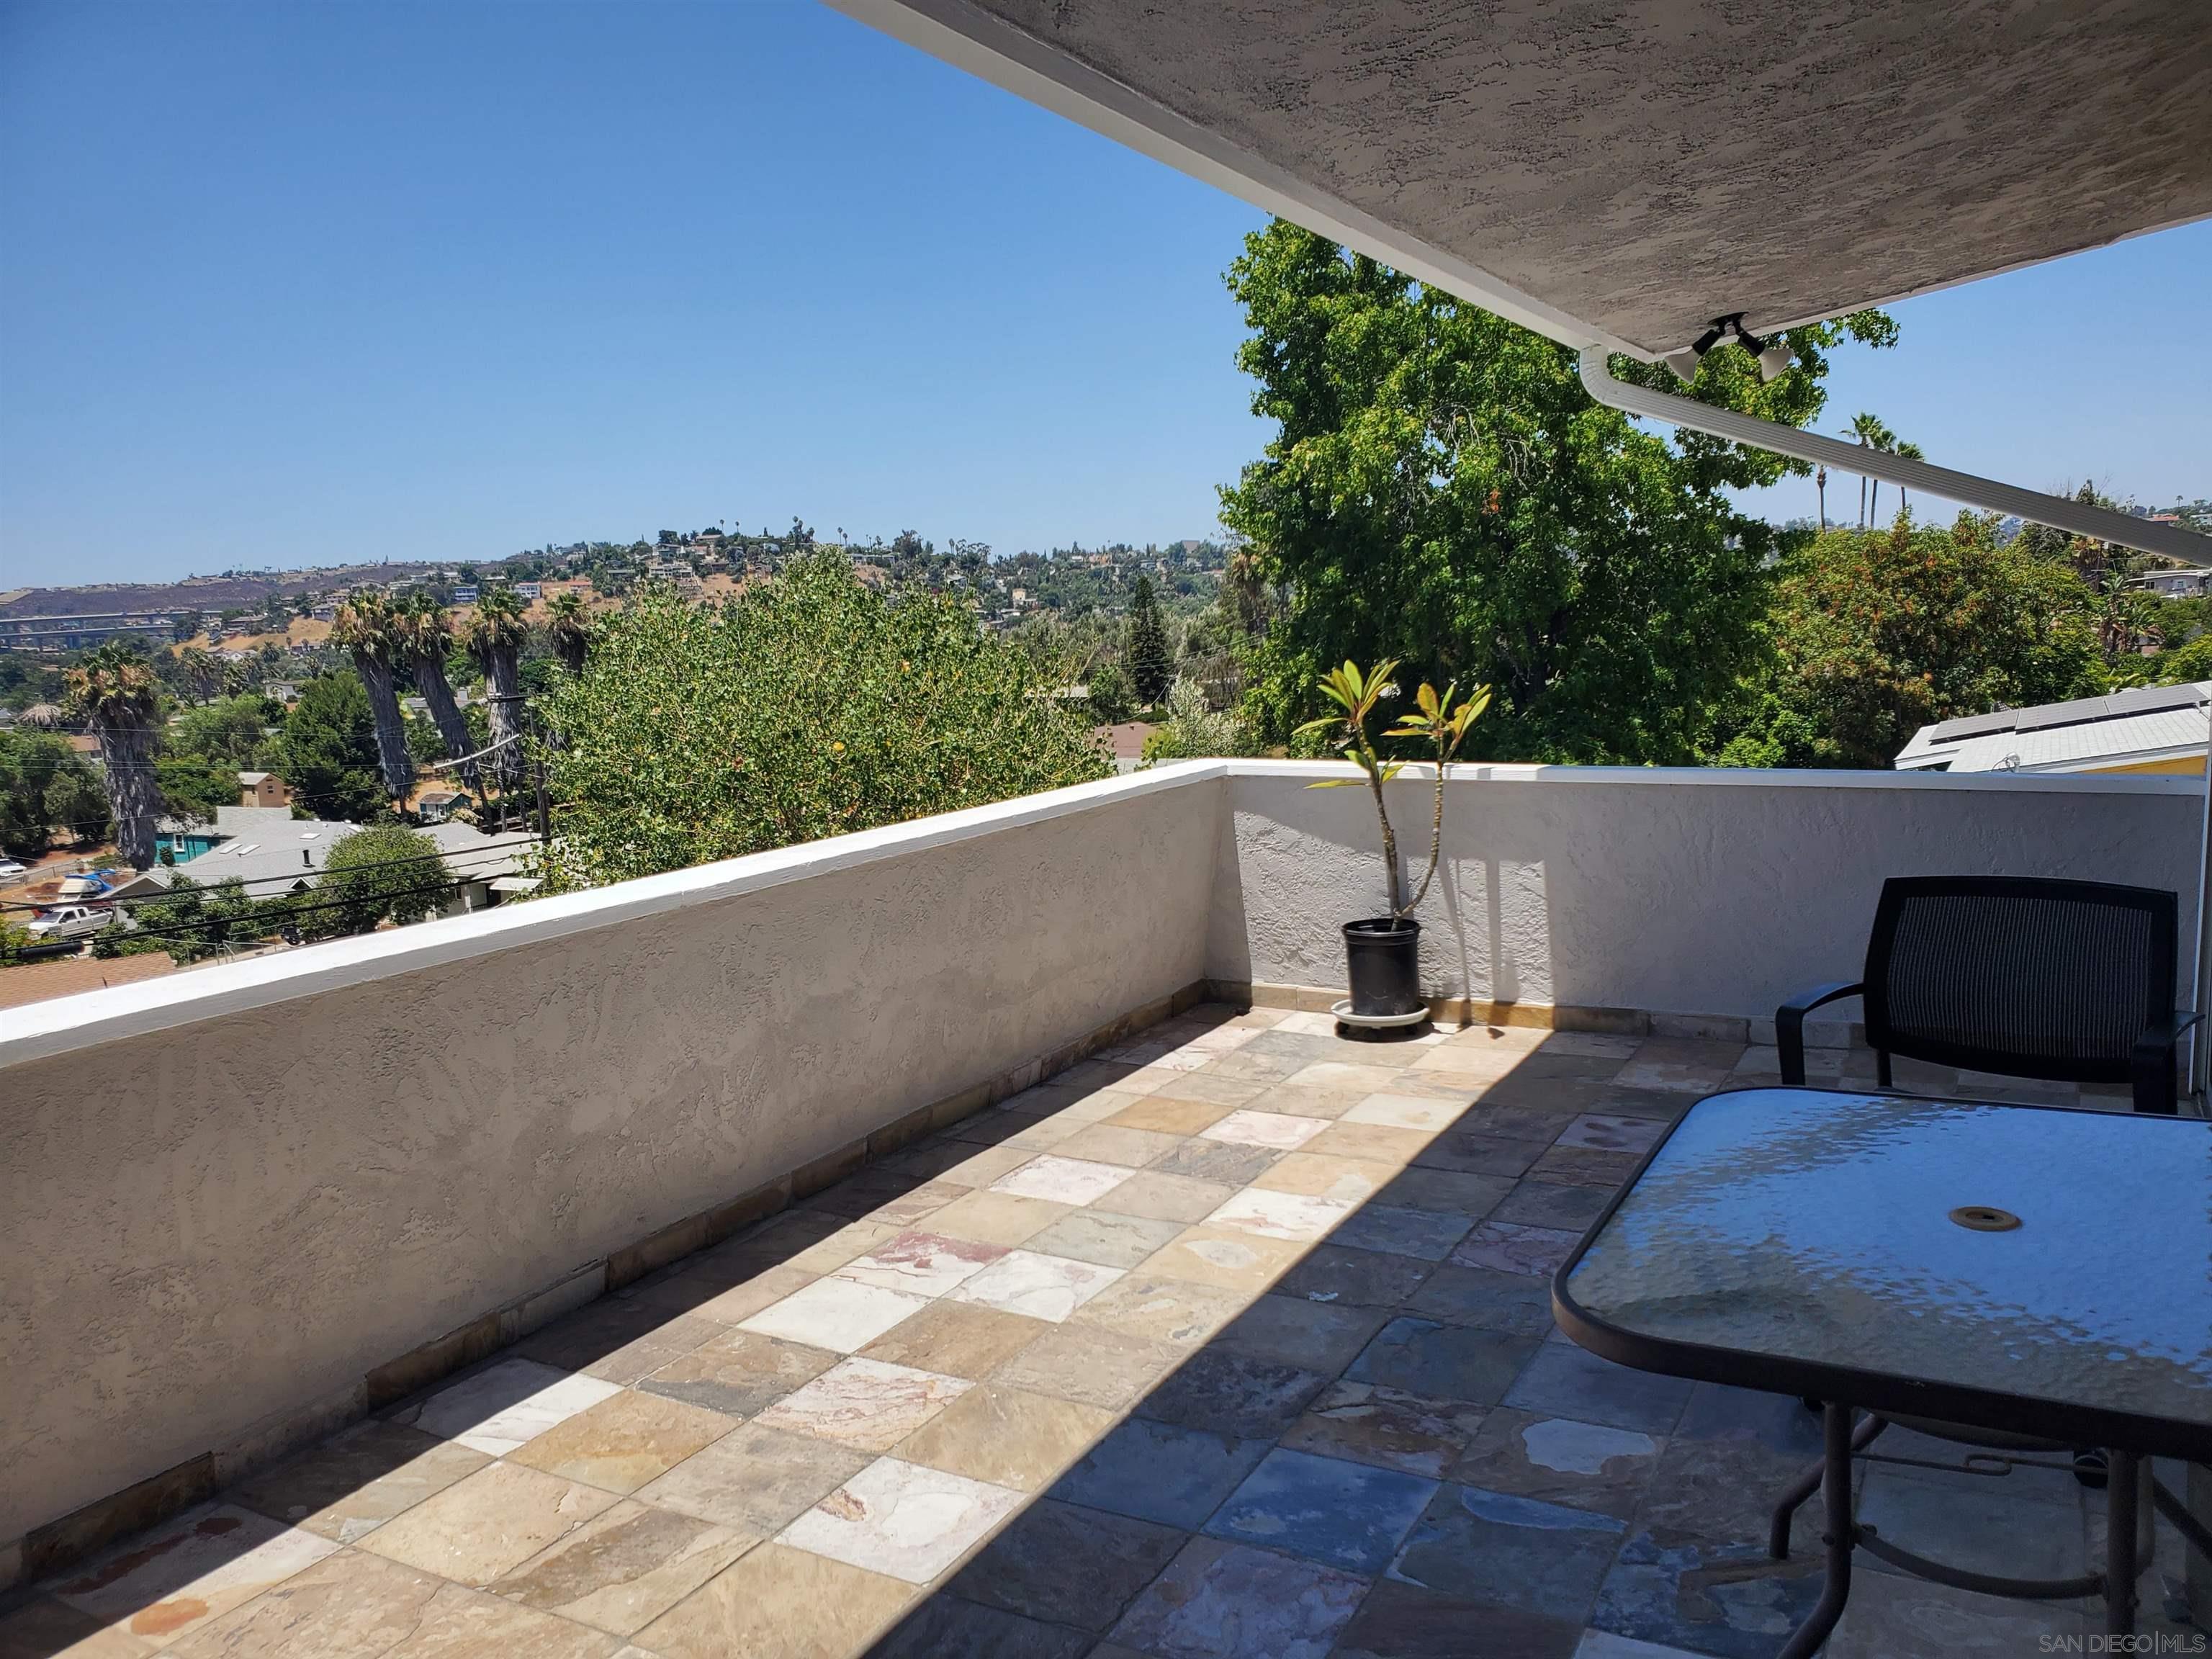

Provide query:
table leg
left=1778, top=1403, right=1856, bottom=1659
left=2108, top=1449, right=2139, bottom=1639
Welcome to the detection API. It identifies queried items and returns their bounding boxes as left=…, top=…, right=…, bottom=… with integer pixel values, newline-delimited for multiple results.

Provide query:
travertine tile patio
left=2, top=1006, right=2188, bottom=1659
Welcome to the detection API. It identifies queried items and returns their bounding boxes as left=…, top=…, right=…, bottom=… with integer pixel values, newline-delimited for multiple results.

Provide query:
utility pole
left=530, top=709, right=551, bottom=842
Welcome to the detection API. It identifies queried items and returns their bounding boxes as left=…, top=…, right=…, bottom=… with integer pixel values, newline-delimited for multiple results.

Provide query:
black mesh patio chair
left=1776, top=876, right=2197, bottom=1115
left=1768, top=876, right=2206, bottom=1599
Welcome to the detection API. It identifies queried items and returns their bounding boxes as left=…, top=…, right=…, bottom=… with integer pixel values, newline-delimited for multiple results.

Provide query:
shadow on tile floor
left=0, top=1007, right=2181, bottom=1659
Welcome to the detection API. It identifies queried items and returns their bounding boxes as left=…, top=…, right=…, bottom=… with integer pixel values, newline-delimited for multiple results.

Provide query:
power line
left=60, top=874, right=497, bottom=950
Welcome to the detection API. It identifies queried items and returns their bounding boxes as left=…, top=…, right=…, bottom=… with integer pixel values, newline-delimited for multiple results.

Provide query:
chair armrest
left=1776, top=982, right=1863, bottom=1086
left=2131, top=1010, right=2205, bottom=1115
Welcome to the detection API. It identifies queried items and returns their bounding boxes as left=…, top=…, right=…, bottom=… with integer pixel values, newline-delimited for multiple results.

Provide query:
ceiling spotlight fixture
left=1665, top=314, right=1791, bottom=382
left=1666, top=318, right=1732, bottom=382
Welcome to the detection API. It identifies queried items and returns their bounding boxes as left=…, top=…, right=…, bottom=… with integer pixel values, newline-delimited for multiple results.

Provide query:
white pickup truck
left=27, top=903, right=115, bottom=941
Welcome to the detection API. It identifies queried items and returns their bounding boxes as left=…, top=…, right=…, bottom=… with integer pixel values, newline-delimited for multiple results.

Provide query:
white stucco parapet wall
left=0, top=760, right=1234, bottom=1074
left=1, top=757, right=2200, bottom=1559
left=2, top=757, right=2199, bottom=1072
left=1210, top=761, right=2204, bottom=1020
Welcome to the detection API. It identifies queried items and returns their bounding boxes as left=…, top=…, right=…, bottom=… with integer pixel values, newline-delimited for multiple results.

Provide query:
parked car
left=27, top=904, right=114, bottom=941
left=0, top=858, right=28, bottom=883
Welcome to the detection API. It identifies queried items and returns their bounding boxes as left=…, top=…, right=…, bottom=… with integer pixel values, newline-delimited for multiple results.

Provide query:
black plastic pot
left=1342, top=917, right=1423, bottom=1017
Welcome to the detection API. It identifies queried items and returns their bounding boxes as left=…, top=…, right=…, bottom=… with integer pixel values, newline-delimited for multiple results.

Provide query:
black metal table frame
left=1550, top=1085, right=2212, bottom=1656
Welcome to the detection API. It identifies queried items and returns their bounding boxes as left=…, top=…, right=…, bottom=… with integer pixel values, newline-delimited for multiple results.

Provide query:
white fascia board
left=2023, top=746, right=2206, bottom=775
left=1578, top=348, right=2212, bottom=564
left=821, top=0, right=1640, bottom=359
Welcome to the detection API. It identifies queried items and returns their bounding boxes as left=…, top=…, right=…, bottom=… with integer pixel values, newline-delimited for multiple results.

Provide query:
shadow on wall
left=1210, top=776, right=1553, bottom=1011
left=1213, top=766, right=2202, bottom=1022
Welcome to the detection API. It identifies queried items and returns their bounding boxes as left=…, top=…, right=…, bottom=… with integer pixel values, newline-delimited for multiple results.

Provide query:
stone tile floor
left=4, top=1007, right=2201, bottom=1658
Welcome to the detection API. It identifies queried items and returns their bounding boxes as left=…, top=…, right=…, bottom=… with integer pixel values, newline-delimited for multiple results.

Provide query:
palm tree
left=331, top=593, right=415, bottom=804
left=395, top=596, right=479, bottom=793
left=1867, top=422, right=1898, bottom=523
left=177, top=645, right=219, bottom=702
left=1894, top=441, right=1924, bottom=516
left=545, top=590, right=592, bottom=676
left=63, top=643, right=163, bottom=870
left=1846, top=412, right=1890, bottom=528
left=465, top=586, right=528, bottom=793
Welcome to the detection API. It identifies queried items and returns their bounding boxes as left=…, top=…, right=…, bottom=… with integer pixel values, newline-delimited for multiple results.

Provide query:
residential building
left=414, top=788, right=467, bottom=824
left=514, top=581, right=541, bottom=600
left=235, top=771, right=291, bottom=809
left=1896, top=681, right=2212, bottom=776
left=2141, top=567, right=2212, bottom=598
left=451, top=584, right=479, bottom=604
left=646, top=559, right=704, bottom=597
left=127, top=806, right=338, bottom=889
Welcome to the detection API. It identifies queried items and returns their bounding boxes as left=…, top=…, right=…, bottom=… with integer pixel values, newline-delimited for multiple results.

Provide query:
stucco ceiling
left=832, top=0, right=2212, bottom=356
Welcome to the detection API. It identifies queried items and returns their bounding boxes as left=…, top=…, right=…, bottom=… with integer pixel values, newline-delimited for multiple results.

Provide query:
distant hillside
left=0, top=562, right=451, bottom=619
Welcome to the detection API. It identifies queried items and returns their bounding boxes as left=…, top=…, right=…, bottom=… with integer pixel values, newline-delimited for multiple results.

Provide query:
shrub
left=1141, top=678, right=1261, bottom=764
left=534, top=553, right=1112, bottom=888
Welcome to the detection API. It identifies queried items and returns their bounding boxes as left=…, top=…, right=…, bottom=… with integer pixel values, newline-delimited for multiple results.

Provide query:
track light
left=1665, top=314, right=1791, bottom=383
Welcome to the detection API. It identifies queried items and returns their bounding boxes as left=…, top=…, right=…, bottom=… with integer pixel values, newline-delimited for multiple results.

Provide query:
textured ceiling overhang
left=829, top=0, right=2212, bottom=357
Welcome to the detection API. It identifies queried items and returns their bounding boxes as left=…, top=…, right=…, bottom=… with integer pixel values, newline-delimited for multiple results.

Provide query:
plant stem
left=1400, top=755, right=1449, bottom=916
left=1353, top=724, right=1403, bottom=916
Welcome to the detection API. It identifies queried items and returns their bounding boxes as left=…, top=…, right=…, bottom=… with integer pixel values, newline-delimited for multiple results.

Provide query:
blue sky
left=1, top=1, right=2203, bottom=587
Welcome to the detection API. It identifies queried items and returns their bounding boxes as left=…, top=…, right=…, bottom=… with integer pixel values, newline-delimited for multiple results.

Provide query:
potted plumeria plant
left=1296, top=660, right=1489, bottom=1021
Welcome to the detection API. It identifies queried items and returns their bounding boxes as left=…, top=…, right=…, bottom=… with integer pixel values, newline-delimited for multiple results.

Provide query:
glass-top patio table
left=1552, top=1086, right=2212, bottom=1656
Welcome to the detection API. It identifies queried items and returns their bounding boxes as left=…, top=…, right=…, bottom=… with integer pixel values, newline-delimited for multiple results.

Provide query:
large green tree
left=535, top=552, right=1111, bottom=889
left=1125, top=575, right=1172, bottom=706
left=276, top=672, right=387, bottom=822
left=313, top=824, right=446, bottom=938
left=0, top=729, right=108, bottom=857
left=1219, top=220, right=1897, bottom=763
left=168, top=694, right=280, bottom=768
left=1733, top=516, right=2105, bottom=768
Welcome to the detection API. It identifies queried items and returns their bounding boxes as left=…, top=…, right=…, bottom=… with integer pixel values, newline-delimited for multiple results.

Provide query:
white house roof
left=832, top=0, right=2212, bottom=359
left=421, top=822, right=537, bottom=883
left=1896, top=682, right=2212, bottom=775
left=175, top=819, right=360, bottom=889
left=152, top=803, right=305, bottom=842
left=163, top=818, right=538, bottom=894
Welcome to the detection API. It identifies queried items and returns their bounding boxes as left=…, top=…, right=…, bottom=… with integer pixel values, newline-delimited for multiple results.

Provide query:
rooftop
left=2, top=1002, right=2196, bottom=1658
left=1896, top=681, right=2212, bottom=775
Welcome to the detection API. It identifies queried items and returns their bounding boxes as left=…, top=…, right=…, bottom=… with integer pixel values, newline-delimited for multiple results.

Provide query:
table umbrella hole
left=1948, top=1205, right=2022, bottom=1232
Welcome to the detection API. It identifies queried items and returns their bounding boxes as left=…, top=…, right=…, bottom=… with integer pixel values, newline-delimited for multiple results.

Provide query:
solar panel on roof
left=1925, top=709, right=2025, bottom=743
left=2015, top=683, right=2207, bottom=732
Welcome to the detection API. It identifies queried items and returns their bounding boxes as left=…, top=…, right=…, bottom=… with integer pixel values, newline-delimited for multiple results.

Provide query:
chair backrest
left=1863, top=876, right=2177, bottom=1083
